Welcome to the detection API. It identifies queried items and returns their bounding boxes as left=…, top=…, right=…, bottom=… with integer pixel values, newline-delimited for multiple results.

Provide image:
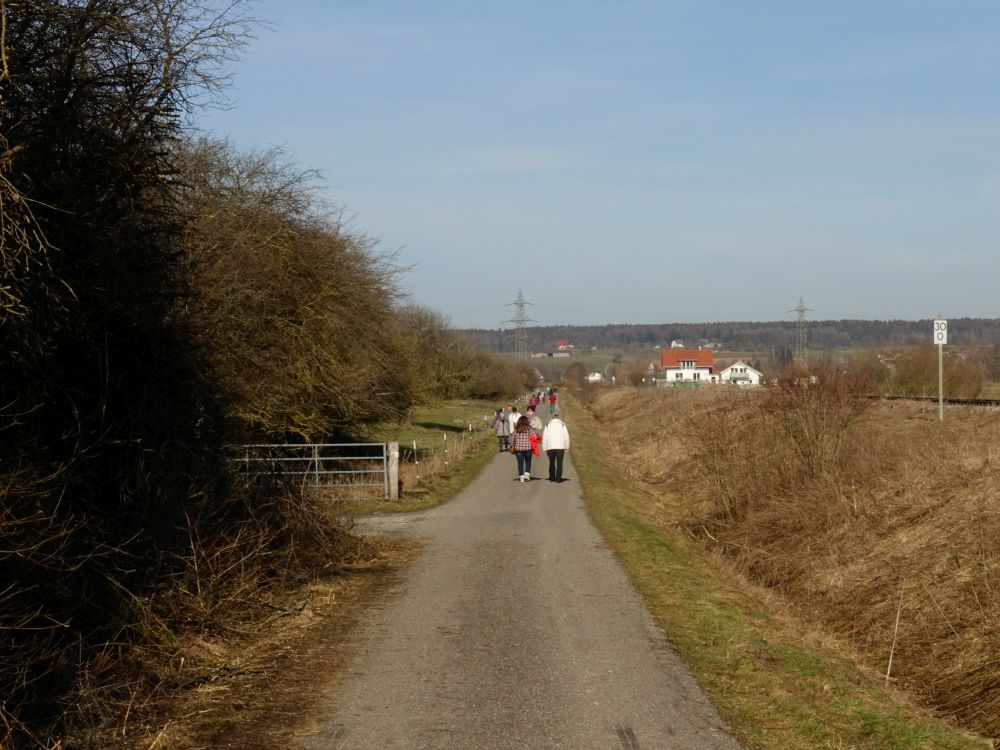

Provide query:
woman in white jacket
left=541, top=411, right=570, bottom=482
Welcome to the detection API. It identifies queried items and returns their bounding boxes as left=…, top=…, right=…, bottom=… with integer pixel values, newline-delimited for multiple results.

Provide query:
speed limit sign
left=933, top=319, right=948, bottom=345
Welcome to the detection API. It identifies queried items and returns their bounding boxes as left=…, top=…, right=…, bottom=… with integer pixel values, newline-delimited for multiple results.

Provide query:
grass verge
left=564, top=392, right=992, bottom=750
left=338, top=399, right=500, bottom=515
left=355, top=400, right=497, bottom=445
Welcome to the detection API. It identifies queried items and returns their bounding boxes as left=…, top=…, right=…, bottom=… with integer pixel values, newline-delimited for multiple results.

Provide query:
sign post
left=933, top=318, right=947, bottom=422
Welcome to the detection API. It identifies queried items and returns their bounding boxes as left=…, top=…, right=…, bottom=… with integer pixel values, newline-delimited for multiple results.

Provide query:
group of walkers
left=527, top=387, right=558, bottom=415
left=491, top=391, right=570, bottom=483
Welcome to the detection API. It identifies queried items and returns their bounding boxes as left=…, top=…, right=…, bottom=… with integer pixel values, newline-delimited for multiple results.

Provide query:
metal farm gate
left=229, top=442, right=400, bottom=499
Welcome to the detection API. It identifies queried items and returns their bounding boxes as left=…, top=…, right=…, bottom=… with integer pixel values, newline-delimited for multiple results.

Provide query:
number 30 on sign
left=933, top=319, right=948, bottom=345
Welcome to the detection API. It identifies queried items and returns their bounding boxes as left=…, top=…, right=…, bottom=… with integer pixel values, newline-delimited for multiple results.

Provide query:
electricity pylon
left=787, top=296, right=812, bottom=364
left=505, top=290, right=534, bottom=362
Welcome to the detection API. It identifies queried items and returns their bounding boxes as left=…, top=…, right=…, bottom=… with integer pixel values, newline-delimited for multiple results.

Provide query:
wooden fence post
left=413, top=439, right=420, bottom=484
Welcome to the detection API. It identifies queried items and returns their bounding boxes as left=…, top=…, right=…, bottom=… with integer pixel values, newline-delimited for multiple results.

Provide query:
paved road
left=303, top=443, right=743, bottom=750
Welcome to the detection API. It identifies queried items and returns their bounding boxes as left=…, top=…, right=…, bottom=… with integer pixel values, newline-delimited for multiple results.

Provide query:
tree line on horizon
left=463, top=318, right=1000, bottom=354
left=0, top=2, right=531, bottom=745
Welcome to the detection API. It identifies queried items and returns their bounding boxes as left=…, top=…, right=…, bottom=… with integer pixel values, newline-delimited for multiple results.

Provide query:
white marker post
left=933, top=318, right=947, bottom=422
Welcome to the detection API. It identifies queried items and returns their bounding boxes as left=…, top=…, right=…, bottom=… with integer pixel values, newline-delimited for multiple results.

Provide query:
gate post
left=387, top=441, right=399, bottom=500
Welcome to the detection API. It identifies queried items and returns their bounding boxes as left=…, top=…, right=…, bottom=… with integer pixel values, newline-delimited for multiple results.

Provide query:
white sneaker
left=522, top=473, right=530, bottom=481
left=519, top=475, right=525, bottom=482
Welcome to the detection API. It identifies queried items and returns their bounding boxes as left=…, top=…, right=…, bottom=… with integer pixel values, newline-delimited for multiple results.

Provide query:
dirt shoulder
left=134, top=539, right=420, bottom=750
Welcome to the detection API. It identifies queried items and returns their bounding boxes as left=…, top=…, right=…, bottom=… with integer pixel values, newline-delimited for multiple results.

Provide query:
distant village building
left=658, top=348, right=717, bottom=384
left=669, top=338, right=721, bottom=350
left=654, top=349, right=763, bottom=387
left=555, top=339, right=574, bottom=351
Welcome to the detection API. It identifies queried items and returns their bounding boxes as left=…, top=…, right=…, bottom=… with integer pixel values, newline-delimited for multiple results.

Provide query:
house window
left=675, top=372, right=682, bottom=380
left=681, top=359, right=696, bottom=369
left=693, top=372, right=701, bottom=381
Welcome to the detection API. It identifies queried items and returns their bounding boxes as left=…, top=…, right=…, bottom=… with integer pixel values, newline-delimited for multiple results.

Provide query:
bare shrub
left=680, top=395, right=760, bottom=520
left=391, top=305, right=531, bottom=401
left=174, top=137, right=415, bottom=439
left=767, top=366, right=872, bottom=479
left=678, top=366, right=871, bottom=527
left=890, top=344, right=985, bottom=398
left=842, top=348, right=892, bottom=393
left=562, top=361, right=588, bottom=388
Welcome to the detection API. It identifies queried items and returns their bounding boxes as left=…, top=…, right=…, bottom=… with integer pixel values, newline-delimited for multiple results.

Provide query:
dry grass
left=116, top=539, right=419, bottom=750
left=47, top=479, right=378, bottom=750
left=587, top=384, right=1000, bottom=741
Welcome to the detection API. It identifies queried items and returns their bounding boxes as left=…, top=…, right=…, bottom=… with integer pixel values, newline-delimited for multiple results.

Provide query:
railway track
left=872, top=394, right=1000, bottom=407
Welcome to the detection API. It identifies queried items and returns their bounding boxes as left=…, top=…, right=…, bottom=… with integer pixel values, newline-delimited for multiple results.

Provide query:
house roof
left=555, top=339, right=571, bottom=346
left=660, top=348, right=714, bottom=368
left=720, top=360, right=762, bottom=376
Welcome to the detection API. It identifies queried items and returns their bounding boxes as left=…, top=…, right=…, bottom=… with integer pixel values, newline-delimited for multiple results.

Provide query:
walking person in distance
left=526, top=406, right=543, bottom=434
left=542, top=410, right=570, bottom=482
left=510, top=415, right=534, bottom=482
left=492, top=408, right=510, bottom=452
left=507, top=404, right=521, bottom=436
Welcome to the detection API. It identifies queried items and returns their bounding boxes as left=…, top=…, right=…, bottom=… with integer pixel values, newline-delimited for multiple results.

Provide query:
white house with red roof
left=657, top=348, right=718, bottom=384
left=555, top=339, right=574, bottom=351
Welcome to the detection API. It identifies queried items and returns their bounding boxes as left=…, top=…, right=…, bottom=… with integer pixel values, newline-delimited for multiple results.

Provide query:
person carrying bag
left=510, top=415, right=534, bottom=482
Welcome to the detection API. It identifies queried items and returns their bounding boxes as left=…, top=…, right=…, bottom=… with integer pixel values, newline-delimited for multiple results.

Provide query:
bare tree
left=0, top=1, right=255, bottom=744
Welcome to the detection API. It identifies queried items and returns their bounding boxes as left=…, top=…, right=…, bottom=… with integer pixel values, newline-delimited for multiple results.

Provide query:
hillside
left=582, top=384, right=1000, bottom=741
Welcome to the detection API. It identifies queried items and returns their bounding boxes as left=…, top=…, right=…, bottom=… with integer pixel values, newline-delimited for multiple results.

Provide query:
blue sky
left=200, top=1, right=1000, bottom=328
